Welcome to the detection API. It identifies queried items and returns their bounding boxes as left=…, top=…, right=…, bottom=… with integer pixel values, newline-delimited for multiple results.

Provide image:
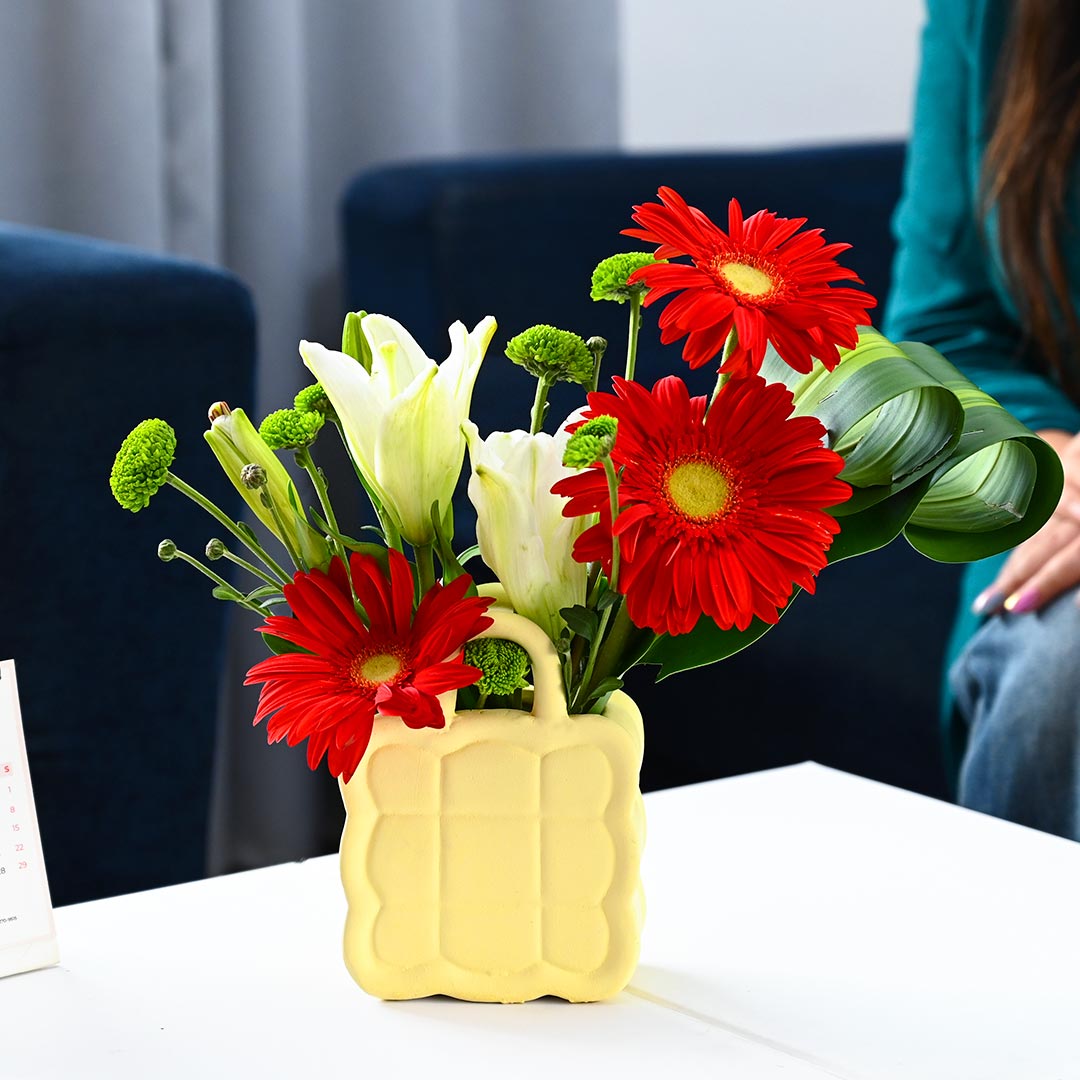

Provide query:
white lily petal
left=466, top=420, right=587, bottom=641
left=300, top=339, right=393, bottom=512
left=362, top=314, right=437, bottom=390
left=304, top=315, right=496, bottom=548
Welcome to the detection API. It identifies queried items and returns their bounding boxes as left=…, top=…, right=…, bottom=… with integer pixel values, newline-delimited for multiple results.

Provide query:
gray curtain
left=0, top=0, right=620, bottom=873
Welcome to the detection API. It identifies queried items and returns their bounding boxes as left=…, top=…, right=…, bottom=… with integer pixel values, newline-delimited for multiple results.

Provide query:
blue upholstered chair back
left=341, top=145, right=962, bottom=799
left=0, top=225, right=255, bottom=903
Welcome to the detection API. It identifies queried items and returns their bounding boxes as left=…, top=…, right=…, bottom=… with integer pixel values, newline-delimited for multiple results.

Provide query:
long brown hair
left=983, top=0, right=1080, bottom=398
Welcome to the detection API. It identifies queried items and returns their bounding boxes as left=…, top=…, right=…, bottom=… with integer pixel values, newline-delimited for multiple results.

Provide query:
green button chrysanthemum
left=563, top=415, right=618, bottom=469
left=258, top=407, right=324, bottom=450
left=110, top=419, right=177, bottom=512
left=464, top=637, right=530, bottom=697
left=590, top=252, right=660, bottom=303
left=294, top=382, right=337, bottom=421
left=505, top=325, right=594, bottom=387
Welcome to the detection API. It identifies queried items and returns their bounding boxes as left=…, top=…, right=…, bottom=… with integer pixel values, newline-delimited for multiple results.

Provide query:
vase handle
left=471, top=607, right=571, bottom=723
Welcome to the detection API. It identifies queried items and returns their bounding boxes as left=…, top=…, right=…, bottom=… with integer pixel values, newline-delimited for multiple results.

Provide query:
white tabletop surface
left=4, top=762, right=1079, bottom=1079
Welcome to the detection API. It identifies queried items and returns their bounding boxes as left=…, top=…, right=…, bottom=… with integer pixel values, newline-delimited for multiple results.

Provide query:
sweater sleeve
left=883, top=0, right=1080, bottom=435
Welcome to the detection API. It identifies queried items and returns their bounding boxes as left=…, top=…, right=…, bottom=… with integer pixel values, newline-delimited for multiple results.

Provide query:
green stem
left=625, top=293, right=642, bottom=382
left=583, top=600, right=655, bottom=710
left=330, top=419, right=403, bottom=553
left=588, top=337, right=608, bottom=393
left=709, top=328, right=739, bottom=408
left=585, top=562, right=602, bottom=607
left=295, top=446, right=340, bottom=538
left=572, top=604, right=614, bottom=714
left=571, top=457, right=625, bottom=712
left=219, top=548, right=281, bottom=590
left=530, top=375, right=554, bottom=435
left=415, top=542, right=436, bottom=594
left=260, top=486, right=306, bottom=573
left=173, top=549, right=264, bottom=614
left=603, top=457, right=621, bottom=591
left=166, top=473, right=290, bottom=584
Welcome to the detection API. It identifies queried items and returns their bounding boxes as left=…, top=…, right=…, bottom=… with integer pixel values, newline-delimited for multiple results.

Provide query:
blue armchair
left=341, top=145, right=963, bottom=800
left=0, top=224, right=255, bottom=904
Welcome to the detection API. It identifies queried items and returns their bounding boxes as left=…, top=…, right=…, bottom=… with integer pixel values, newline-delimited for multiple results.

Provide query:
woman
left=885, top=0, right=1080, bottom=840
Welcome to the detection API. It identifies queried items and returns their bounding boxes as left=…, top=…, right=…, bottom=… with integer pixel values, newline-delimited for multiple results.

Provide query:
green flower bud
left=505, top=325, right=594, bottom=387
left=586, top=336, right=608, bottom=362
left=341, top=310, right=373, bottom=372
left=590, top=252, right=661, bottom=303
left=205, top=538, right=226, bottom=561
left=563, top=415, right=619, bottom=469
left=293, top=383, right=337, bottom=422
left=157, top=539, right=178, bottom=562
left=110, top=419, right=177, bottom=512
left=240, top=463, right=267, bottom=489
left=464, top=638, right=531, bottom=697
left=258, top=407, right=324, bottom=450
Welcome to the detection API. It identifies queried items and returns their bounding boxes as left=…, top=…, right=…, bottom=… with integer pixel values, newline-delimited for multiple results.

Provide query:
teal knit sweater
left=883, top=0, right=1080, bottom=678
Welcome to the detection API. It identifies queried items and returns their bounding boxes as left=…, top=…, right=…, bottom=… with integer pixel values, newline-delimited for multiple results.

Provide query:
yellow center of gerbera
left=352, top=652, right=403, bottom=686
left=666, top=459, right=732, bottom=521
left=716, top=260, right=775, bottom=299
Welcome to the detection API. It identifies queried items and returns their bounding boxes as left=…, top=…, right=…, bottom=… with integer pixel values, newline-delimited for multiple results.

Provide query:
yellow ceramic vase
left=339, top=606, right=645, bottom=1003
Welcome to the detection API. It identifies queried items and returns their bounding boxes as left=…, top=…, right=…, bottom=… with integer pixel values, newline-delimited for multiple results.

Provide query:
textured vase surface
left=339, top=607, right=645, bottom=1003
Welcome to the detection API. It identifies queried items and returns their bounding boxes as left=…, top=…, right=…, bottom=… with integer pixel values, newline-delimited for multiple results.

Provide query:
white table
left=5, top=763, right=1079, bottom=1079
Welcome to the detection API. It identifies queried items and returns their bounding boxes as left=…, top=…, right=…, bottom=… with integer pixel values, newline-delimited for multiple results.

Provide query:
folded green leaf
left=761, top=330, right=963, bottom=516
left=645, top=328, right=1063, bottom=678
left=895, top=341, right=1063, bottom=561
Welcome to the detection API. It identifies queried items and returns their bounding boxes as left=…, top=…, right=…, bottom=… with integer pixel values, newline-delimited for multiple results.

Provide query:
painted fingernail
left=1004, top=587, right=1040, bottom=614
left=971, top=588, right=1006, bottom=615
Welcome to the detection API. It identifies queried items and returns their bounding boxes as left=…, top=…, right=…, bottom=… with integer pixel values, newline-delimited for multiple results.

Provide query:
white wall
left=619, top=0, right=925, bottom=149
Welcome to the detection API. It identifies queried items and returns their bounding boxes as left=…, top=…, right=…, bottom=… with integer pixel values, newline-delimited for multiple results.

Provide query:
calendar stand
left=0, top=660, right=59, bottom=978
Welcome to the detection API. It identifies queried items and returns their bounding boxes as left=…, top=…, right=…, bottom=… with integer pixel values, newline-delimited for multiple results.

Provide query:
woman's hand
left=973, top=429, right=1080, bottom=615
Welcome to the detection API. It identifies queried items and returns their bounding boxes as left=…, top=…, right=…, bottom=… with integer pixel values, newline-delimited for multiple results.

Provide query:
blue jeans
left=950, top=590, right=1080, bottom=841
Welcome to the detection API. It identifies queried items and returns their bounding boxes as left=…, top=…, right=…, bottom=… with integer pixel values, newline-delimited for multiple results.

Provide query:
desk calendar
left=0, top=659, right=58, bottom=977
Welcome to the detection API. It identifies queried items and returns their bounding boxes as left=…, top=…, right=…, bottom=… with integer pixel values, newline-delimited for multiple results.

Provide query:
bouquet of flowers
left=109, top=187, right=1061, bottom=781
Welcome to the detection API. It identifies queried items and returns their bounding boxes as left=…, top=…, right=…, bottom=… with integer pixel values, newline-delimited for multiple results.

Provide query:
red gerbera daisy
left=244, top=549, right=493, bottom=781
left=622, top=187, right=876, bottom=378
left=551, top=375, right=850, bottom=636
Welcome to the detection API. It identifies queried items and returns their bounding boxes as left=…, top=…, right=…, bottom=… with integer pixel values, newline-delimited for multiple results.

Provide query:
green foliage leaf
left=580, top=675, right=625, bottom=714
left=643, top=594, right=800, bottom=679
left=235, top=521, right=261, bottom=547
left=245, top=584, right=285, bottom=602
left=587, top=675, right=624, bottom=698
left=560, top=605, right=600, bottom=642
left=211, top=584, right=245, bottom=602
left=307, top=506, right=388, bottom=566
left=263, top=632, right=311, bottom=656
left=596, top=587, right=620, bottom=611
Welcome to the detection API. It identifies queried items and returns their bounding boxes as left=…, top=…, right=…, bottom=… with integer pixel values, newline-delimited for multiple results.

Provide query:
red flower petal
left=557, top=375, right=850, bottom=636
left=625, top=187, right=877, bottom=376
left=244, top=552, right=488, bottom=779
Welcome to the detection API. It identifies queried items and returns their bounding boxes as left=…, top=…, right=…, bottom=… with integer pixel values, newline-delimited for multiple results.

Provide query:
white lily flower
left=465, top=420, right=589, bottom=642
left=300, top=314, right=496, bottom=546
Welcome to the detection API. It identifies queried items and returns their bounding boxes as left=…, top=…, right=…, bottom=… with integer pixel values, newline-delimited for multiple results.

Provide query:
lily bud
left=204, top=407, right=329, bottom=569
